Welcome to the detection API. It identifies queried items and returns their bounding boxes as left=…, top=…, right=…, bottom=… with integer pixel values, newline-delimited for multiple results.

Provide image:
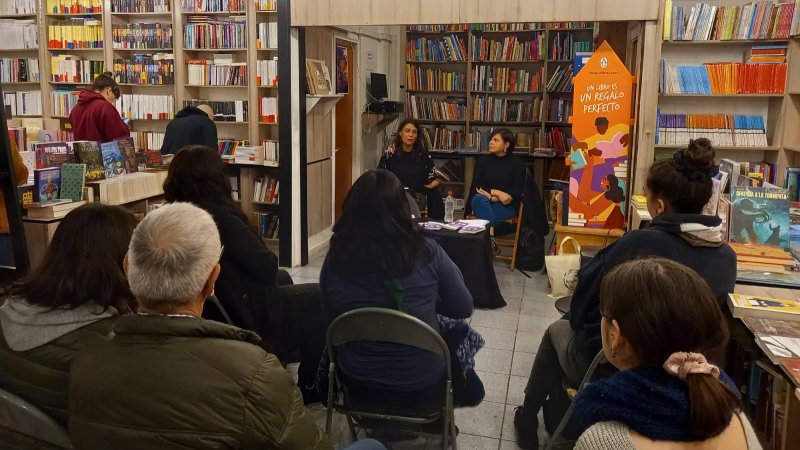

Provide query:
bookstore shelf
left=46, top=48, right=104, bottom=51
left=213, top=121, right=248, bottom=125
left=659, top=93, right=785, bottom=98
left=259, top=122, right=279, bottom=125
left=405, top=60, right=468, bottom=64
left=113, top=48, right=173, bottom=51
left=406, top=90, right=467, bottom=94
left=109, top=12, right=172, bottom=16
left=0, top=14, right=37, bottom=18
left=654, top=144, right=780, bottom=151
left=471, top=29, right=547, bottom=34
left=473, top=60, right=545, bottom=64
left=471, top=121, right=541, bottom=126
left=470, top=91, right=542, bottom=95
left=180, top=11, right=246, bottom=15
left=257, top=48, right=279, bottom=51
left=252, top=201, right=279, bottom=206
left=662, top=39, right=789, bottom=45
left=786, top=145, right=800, bottom=153
left=3, top=82, right=40, bottom=85
left=118, top=83, right=175, bottom=87
left=44, top=13, right=102, bottom=17
left=414, top=119, right=467, bottom=124
left=183, top=48, right=247, bottom=52
left=185, top=85, right=249, bottom=88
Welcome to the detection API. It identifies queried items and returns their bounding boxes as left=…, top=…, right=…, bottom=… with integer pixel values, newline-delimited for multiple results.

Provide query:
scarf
left=574, top=365, right=737, bottom=442
left=650, top=213, right=724, bottom=247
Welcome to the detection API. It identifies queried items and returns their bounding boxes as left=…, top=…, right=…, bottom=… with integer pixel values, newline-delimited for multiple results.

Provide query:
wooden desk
left=554, top=224, right=624, bottom=248
left=23, top=217, right=61, bottom=270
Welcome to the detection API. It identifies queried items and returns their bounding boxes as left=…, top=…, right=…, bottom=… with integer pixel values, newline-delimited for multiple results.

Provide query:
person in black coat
left=160, top=105, right=218, bottom=155
left=162, top=146, right=325, bottom=404
left=513, top=138, right=737, bottom=449
left=468, top=128, right=527, bottom=225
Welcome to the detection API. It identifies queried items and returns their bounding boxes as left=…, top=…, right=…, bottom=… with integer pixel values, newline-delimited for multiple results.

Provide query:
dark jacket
left=320, top=239, right=473, bottom=391
left=569, top=213, right=737, bottom=358
left=160, top=106, right=218, bottom=154
left=68, top=315, right=331, bottom=450
left=68, top=90, right=130, bottom=142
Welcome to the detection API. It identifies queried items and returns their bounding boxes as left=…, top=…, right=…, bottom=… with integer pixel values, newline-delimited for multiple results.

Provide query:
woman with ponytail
left=574, top=257, right=758, bottom=449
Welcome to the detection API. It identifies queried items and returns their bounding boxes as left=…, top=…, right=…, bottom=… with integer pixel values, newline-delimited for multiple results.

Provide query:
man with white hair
left=67, top=202, right=332, bottom=449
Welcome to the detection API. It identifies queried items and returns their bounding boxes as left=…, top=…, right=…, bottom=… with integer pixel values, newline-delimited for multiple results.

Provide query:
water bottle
left=444, top=191, right=455, bottom=223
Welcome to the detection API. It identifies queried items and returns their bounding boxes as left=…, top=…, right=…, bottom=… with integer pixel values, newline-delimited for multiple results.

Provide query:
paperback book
left=34, top=141, right=73, bottom=169
left=59, top=163, right=86, bottom=202
left=33, top=167, right=61, bottom=203
left=100, top=141, right=126, bottom=178
left=728, top=293, right=800, bottom=322
left=743, top=317, right=800, bottom=363
left=116, top=137, right=138, bottom=173
left=730, top=186, right=790, bottom=250
left=72, top=141, right=105, bottom=181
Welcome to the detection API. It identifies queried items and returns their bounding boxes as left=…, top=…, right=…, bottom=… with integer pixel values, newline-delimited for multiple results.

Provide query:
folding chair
left=0, top=387, right=72, bottom=449
left=494, top=202, right=525, bottom=271
left=324, top=307, right=458, bottom=450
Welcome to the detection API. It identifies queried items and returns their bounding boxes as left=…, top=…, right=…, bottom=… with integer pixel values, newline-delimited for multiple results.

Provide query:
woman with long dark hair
left=0, top=204, right=137, bottom=425
left=321, top=169, right=479, bottom=405
left=163, top=145, right=325, bottom=403
left=378, top=118, right=444, bottom=219
left=574, top=257, right=757, bottom=449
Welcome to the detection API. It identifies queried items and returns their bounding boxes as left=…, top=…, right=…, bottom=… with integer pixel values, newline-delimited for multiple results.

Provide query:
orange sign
left=567, top=41, right=633, bottom=229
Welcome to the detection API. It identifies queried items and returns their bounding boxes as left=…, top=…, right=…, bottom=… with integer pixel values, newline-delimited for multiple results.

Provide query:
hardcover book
left=72, top=141, right=105, bottom=181
left=33, top=167, right=61, bottom=203
left=730, top=186, right=790, bottom=250
left=59, top=163, right=86, bottom=202
left=100, top=141, right=125, bottom=178
left=728, top=293, right=800, bottom=322
left=34, top=142, right=73, bottom=169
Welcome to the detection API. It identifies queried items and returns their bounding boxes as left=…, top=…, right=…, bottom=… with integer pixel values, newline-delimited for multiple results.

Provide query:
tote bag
left=545, top=237, right=581, bottom=298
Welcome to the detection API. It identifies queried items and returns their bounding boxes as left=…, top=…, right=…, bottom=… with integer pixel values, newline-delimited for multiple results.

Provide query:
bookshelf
left=0, top=1, right=42, bottom=118
left=778, top=36, right=800, bottom=186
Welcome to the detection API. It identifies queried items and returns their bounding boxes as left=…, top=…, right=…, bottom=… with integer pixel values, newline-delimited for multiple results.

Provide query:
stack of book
left=46, top=0, right=101, bottom=13
left=111, top=0, right=169, bottom=13
left=655, top=113, right=768, bottom=147
left=26, top=199, right=86, bottom=219
left=730, top=242, right=800, bottom=273
left=546, top=65, right=573, bottom=92
left=113, top=54, right=174, bottom=85
left=0, top=58, right=39, bottom=83
left=660, top=61, right=787, bottom=94
left=0, top=19, right=37, bottom=50
left=217, top=139, right=247, bottom=159
left=747, top=44, right=788, bottom=63
left=471, top=65, right=542, bottom=93
left=469, top=34, right=545, bottom=61
left=51, top=55, right=104, bottom=83
left=470, top=95, right=539, bottom=122
left=406, top=94, right=465, bottom=121
left=421, top=127, right=465, bottom=152
left=185, top=99, right=248, bottom=122
left=666, top=1, right=797, bottom=40
left=117, top=94, right=174, bottom=121
left=258, top=96, right=277, bottom=123
left=48, top=18, right=104, bottom=49
left=407, top=67, right=465, bottom=92
left=405, top=35, right=467, bottom=62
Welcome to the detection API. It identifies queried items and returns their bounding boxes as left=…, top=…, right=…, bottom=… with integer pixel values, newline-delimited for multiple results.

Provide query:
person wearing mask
left=514, top=138, right=737, bottom=449
left=574, top=257, right=758, bottom=450
left=69, top=72, right=130, bottom=142
left=0, top=138, right=29, bottom=266
left=160, top=104, right=218, bottom=155
left=468, top=128, right=527, bottom=226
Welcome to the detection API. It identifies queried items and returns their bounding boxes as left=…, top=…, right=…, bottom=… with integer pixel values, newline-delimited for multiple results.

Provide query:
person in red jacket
left=69, top=73, right=130, bottom=142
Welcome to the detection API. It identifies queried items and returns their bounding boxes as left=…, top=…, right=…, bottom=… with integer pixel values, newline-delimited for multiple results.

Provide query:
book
left=116, top=137, right=138, bottom=174
left=731, top=186, right=790, bottom=250
left=59, top=163, right=86, bottom=202
left=306, top=59, right=330, bottom=95
left=27, top=200, right=86, bottom=219
left=100, top=141, right=126, bottom=178
left=72, top=141, right=105, bottom=181
left=33, top=167, right=61, bottom=203
left=728, top=293, right=800, bottom=321
left=744, top=317, right=800, bottom=363
left=34, top=141, right=73, bottom=169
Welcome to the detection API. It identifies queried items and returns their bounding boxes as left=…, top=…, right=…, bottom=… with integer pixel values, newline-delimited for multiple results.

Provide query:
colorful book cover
left=34, top=142, right=73, bottom=169
left=784, top=168, right=800, bottom=202
left=37, top=129, right=59, bottom=143
left=33, top=167, right=61, bottom=203
left=18, top=185, right=34, bottom=207
left=59, top=163, right=86, bottom=202
left=72, top=141, right=105, bottom=181
left=99, top=141, right=125, bottom=178
left=728, top=293, right=800, bottom=321
left=144, top=149, right=164, bottom=168
left=116, top=137, right=138, bottom=174
left=731, top=186, right=790, bottom=250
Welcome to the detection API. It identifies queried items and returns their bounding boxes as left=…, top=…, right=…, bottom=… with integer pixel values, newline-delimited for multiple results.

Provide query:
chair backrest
left=326, top=307, right=451, bottom=380
left=405, top=190, right=422, bottom=219
left=0, top=387, right=72, bottom=448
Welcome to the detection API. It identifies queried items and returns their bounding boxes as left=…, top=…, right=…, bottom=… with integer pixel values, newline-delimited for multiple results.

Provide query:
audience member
left=321, top=169, right=482, bottom=407
left=160, top=104, right=218, bottom=155
left=378, top=118, right=444, bottom=219
left=0, top=204, right=137, bottom=425
left=68, top=202, right=332, bottom=449
left=468, top=128, right=526, bottom=228
left=0, top=138, right=30, bottom=265
left=574, top=258, right=758, bottom=450
left=68, top=72, right=130, bottom=142
left=162, top=146, right=325, bottom=403
left=514, top=138, right=737, bottom=448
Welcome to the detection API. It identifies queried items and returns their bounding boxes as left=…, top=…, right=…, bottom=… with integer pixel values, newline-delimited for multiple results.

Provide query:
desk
left=423, top=228, right=506, bottom=309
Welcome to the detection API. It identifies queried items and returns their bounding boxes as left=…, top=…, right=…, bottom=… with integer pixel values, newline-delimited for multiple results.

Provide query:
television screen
left=370, top=72, right=388, bottom=100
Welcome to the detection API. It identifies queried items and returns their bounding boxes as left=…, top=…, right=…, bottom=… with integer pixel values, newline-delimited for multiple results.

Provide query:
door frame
left=332, top=35, right=359, bottom=222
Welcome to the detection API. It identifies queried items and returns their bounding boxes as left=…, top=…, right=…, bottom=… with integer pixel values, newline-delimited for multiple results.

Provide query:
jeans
left=470, top=195, right=517, bottom=226
left=340, top=439, right=387, bottom=450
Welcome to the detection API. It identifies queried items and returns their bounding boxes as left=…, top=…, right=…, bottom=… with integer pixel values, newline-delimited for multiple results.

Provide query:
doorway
left=334, top=40, right=356, bottom=221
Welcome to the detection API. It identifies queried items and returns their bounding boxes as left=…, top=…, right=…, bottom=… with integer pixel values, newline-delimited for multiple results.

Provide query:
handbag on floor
left=545, top=236, right=581, bottom=298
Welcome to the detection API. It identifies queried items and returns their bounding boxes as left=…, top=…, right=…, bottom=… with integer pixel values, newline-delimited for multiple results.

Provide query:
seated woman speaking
left=469, top=128, right=527, bottom=225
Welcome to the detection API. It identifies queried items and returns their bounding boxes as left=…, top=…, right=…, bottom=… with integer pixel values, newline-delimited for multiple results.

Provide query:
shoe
left=514, top=406, right=540, bottom=449
left=490, top=237, right=501, bottom=256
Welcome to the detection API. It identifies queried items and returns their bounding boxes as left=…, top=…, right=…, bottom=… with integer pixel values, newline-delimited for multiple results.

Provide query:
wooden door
left=334, top=42, right=355, bottom=221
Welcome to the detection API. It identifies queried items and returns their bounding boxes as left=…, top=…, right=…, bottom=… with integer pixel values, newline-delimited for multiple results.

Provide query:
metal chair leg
left=325, top=363, right=336, bottom=435
left=346, top=414, right=358, bottom=441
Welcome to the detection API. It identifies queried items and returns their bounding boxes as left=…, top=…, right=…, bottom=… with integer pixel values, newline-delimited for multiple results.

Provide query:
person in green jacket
left=68, top=202, right=333, bottom=450
left=0, top=204, right=138, bottom=426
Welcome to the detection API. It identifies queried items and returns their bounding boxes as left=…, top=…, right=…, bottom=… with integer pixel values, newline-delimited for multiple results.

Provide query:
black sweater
left=160, top=106, right=218, bottom=154
left=469, top=153, right=527, bottom=210
left=569, top=213, right=737, bottom=359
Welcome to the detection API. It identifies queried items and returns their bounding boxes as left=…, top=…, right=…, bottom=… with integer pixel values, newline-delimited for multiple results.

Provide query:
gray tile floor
left=285, top=248, right=559, bottom=450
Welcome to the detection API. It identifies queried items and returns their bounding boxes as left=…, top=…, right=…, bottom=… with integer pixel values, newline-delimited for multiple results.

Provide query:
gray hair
left=127, top=202, right=221, bottom=307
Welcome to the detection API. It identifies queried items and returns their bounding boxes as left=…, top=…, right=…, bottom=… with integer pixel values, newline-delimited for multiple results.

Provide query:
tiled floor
left=286, top=247, right=560, bottom=450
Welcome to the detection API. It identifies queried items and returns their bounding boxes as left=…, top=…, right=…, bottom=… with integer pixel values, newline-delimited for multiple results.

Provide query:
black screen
left=370, top=72, right=388, bottom=100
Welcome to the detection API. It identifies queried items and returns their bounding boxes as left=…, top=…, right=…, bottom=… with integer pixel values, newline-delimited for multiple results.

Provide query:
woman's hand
left=386, top=144, right=395, bottom=155
left=476, top=187, right=492, bottom=199
left=491, top=189, right=512, bottom=205
left=425, top=179, right=441, bottom=189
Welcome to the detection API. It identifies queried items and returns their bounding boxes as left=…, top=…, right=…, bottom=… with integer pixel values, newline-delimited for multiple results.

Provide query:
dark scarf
left=574, top=365, right=736, bottom=442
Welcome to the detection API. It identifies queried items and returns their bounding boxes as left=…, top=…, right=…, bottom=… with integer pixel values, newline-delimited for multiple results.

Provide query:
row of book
left=256, top=58, right=278, bottom=87
left=659, top=61, right=786, bottom=94
left=131, top=131, right=164, bottom=152
left=405, top=94, right=465, bottom=121
left=46, top=0, right=102, bottom=14
left=548, top=98, right=571, bottom=123
left=180, top=0, right=246, bottom=12
left=548, top=32, right=590, bottom=60
left=0, top=19, right=38, bottom=50
left=187, top=61, right=247, bottom=86
left=721, top=158, right=777, bottom=188
left=51, top=90, right=79, bottom=116
left=217, top=139, right=247, bottom=158
left=469, top=34, right=545, bottom=62
left=656, top=113, right=769, bottom=147
left=111, top=23, right=173, bottom=50
left=185, top=98, right=248, bottom=122
left=261, top=139, right=278, bottom=162
left=407, top=24, right=469, bottom=33
left=466, top=129, right=539, bottom=152
left=256, top=20, right=277, bottom=49
left=421, top=127, right=466, bottom=152
left=4, top=91, right=41, bottom=116
left=51, top=55, right=104, bottom=83
left=546, top=65, right=574, bottom=92
left=117, top=94, right=175, bottom=121
left=406, top=22, right=593, bottom=33
left=254, top=0, right=277, bottom=11
left=1, top=0, right=36, bottom=15
left=47, top=19, right=104, bottom=49
left=546, top=127, right=570, bottom=157
left=405, top=35, right=467, bottom=62
left=471, top=95, right=540, bottom=123
left=31, top=138, right=140, bottom=188
left=183, top=17, right=247, bottom=49
left=113, top=54, right=174, bottom=85
left=111, top=0, right=170, bottom=13
left=405, top=66, right=465, bottom=92
left=0, top=58, right=39, bottom=83
left=253, top=213, right=279, bottom=239
left=253, top=176, right=279, bottom=204
left=665, top=0, right=798, bottom=41
left=471, top=65, right=542, bottom=93
left=258, top=96, right=277, bottom=123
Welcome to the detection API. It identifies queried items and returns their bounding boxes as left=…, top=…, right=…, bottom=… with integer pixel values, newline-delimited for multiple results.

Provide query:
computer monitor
left=370, top=72, right=388, bottom=100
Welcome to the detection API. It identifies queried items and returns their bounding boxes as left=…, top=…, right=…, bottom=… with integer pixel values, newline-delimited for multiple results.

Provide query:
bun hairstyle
left=646, top=138, right=718, bottom=214
left=600, top=257, right=740, bottom=440
left=90, top=72, right=121, bottom=99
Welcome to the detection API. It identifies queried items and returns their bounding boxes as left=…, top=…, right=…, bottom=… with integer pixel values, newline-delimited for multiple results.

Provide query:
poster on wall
left=567, top=41, right=633, bottom=230
left=336, top=45, right=349, bottom=94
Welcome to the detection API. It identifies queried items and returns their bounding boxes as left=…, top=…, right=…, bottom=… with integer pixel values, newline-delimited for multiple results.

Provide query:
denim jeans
left=470, top=195, right=517, bottom=226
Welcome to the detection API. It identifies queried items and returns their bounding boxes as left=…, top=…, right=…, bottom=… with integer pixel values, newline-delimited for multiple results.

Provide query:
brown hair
left=646, top=138, right=717, bottom=214
left=600, top=257, right=740, bottom=439
left=91, top=72, right=120, bottom=99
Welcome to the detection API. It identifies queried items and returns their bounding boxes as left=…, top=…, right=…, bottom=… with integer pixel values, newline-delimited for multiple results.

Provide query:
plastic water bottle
left=444, top=191, right=455, bottom=223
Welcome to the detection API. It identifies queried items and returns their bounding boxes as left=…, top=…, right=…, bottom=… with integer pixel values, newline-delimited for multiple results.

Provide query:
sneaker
left=514, top=406, right=540, bottom=449
left=490, top=237, right=501, bottom=256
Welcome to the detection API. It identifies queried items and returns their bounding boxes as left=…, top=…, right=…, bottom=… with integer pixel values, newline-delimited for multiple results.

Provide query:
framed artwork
left=336, top=45, right=349, bottom=94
